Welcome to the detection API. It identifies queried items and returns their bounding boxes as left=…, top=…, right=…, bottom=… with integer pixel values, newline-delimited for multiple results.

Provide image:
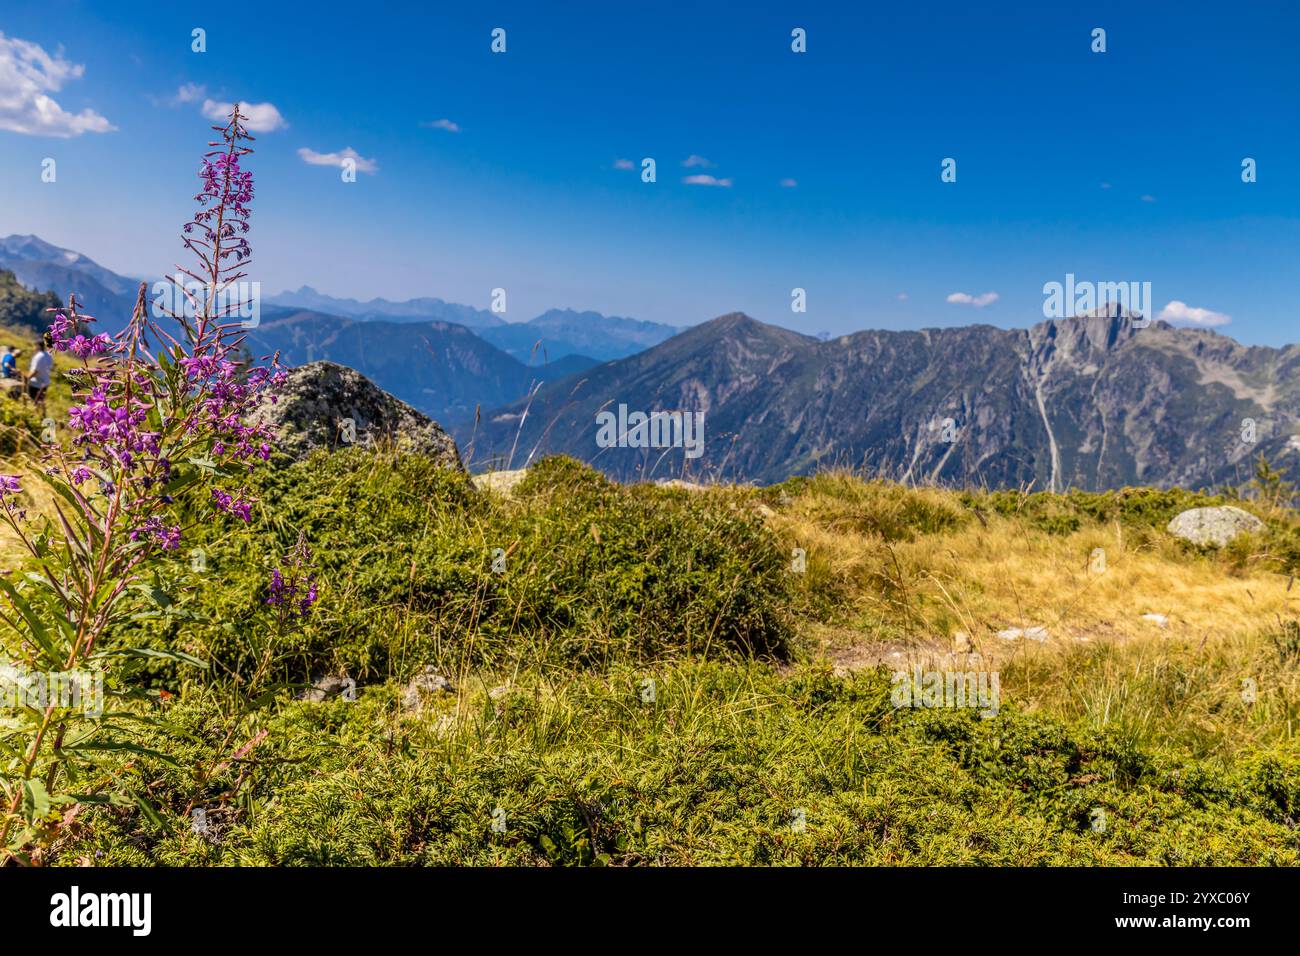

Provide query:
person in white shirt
left=26, top=335, right=54, bottom=414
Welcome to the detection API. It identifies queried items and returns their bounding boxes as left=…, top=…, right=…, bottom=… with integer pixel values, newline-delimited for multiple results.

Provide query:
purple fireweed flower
left=129, top=517, right=182, bottom=551
left=0, top=475, right=21, bottom=496
left=300, top=580, right=319, bottom=617
left=211, top=487, right=253, bottom=522
left=66, top=333, right=116, bottom=359
left=266, top=567, right=317, bottom=618
left=267, top=568, right=285, bottom=604
left=49, top=313, right=73, bottom=343
left=267, top=534, right=318, bottom=620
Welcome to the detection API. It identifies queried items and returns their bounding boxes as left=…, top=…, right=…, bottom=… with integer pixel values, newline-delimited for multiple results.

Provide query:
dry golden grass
left=0, top=458, right=55, bottom=566
left=767, top=471, right=1300, bottom=753
left=774, top=473, right=1291, bottom=646
left=0, top=324, right=82, bottom=564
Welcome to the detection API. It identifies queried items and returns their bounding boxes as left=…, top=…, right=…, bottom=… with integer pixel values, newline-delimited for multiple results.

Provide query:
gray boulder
left=252, top=361, right=463, bottom=469
left=1167, top=506, right=1265, bottom=547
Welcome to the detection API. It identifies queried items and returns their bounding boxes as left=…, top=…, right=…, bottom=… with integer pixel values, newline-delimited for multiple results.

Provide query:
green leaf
left=91, top=646, right=209, bottom=669
left=24, top=467, right=103, bottom=549
left=128, top=582, right=174, bottom=609
left=22, top=778, right=50, bottom=820
left=126, top=787, right=170, bottom=833
left=0, top=575, right=61, bottom=664
left=63, top=741, right=180, bottom=766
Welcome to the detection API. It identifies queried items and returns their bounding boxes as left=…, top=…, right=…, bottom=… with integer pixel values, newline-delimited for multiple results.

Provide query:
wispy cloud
left=173, top=82, right=206, bottom=105
left=1157, top=300, right=1230, bottom=327
left=946, top=291, right=999, bottom=307
left=202, top=98, right=287, bottom=132
left=780, top=178, right=798, bottom=188
left=0, top=31, right=115, bottom=137
left=683, top=174, right=732, bottom=187
left=682, top=155, right=715, bottom=168
left=1140, top=194, right=1157, bottom=203
left=421, top=118, right=460, bottom=132
left=298, top=146, right=378, bottom=174
left=612, top=158, right=635, bottom=170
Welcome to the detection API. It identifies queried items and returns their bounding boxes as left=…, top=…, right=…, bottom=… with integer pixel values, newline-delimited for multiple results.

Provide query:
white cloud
left=421, top=118, right=460, bottom=132
left=682, top=154, right=715, bottom=168
left=1140, top=194, right=1157, bottom=203
left=896, top=292, right=909, bottom=301
left=683, top=174, right=732, bottom=187
left=0, top=32, right=114, bottom=137
left=612, top=158, right=634, bottom=170
left=174, top=82, right=206, bottom=104
left=780, top=177, right=798, bottom=188
left=947, top=291, right=999, bottom=307
left=1156, top=300, right=1231, bottom=327
left=298, top=146, right=378, bottom=174
left=202, top=98, right=286, bottom=132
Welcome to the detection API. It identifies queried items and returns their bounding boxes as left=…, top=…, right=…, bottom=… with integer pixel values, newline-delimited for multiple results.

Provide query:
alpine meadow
left=0, top=1, right=1298, bottom=939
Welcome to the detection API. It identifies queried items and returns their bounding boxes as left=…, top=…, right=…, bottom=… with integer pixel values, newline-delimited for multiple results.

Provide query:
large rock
left=253, top=361, right=464, bottom=469
left=1166, top=506, right=1264, bottom=547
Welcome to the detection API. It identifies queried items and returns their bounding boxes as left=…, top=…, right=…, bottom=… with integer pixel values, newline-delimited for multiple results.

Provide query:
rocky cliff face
left=464, top=312, right=1300, bottom=490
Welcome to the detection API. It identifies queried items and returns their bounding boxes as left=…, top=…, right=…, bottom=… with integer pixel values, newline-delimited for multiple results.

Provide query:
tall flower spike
left=179, top=105, right=257, bottom=334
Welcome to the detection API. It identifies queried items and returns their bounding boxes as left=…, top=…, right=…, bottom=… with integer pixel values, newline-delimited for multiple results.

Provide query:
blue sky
left=0, top=0, right=1297, bottom=343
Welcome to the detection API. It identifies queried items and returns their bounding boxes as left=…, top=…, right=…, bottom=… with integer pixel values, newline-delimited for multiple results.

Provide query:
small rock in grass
left=401, top=665, right=455, bottom=711
left=301, top=673, right=354, bottom=702
left=997, top=626, right=1050, bottom=642
left=472, top=469, right=528, bottom=496
left=655, top=478, right=707, bottom=491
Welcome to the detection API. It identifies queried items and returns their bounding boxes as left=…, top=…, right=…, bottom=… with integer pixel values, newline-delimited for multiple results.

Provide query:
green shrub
left=56, top=661, right=1300, bottom=866
left=128, top=452, right=791, bottom=690
left=791, top=474, right=968, bottom=540
left=969, top=486, right=1231, bottom=535
left=0, top=396, right=37, bottom=457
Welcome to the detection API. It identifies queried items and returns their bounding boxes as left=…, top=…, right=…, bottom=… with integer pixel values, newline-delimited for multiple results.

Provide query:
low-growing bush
left=55, top=661, right=1300, bottom=866
left=130, top=453, right=792, bottom=689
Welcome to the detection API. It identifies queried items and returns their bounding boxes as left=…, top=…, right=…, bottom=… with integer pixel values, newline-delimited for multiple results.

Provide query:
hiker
left=0, top=346, right=20, bottom=399
left=24, top=335, right=53, bottom=415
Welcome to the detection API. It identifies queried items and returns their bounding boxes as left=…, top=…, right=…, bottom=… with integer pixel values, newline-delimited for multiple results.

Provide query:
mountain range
left=0, top=234, right=677, bottom=362
left=6, top=234, right=1298, bottom=492
left=0, top=234, right=678, bottom=421
left=0, top=235, right=139, bottom=333
left=263, top=286, right=506, bottom=329
left=464, top=311, right=1300, bottom=491
left=246, top=307, right=595, bottom=423
left=260, top=289, right=678, bottom=361
left=474, top=309, right=679, bottom=363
